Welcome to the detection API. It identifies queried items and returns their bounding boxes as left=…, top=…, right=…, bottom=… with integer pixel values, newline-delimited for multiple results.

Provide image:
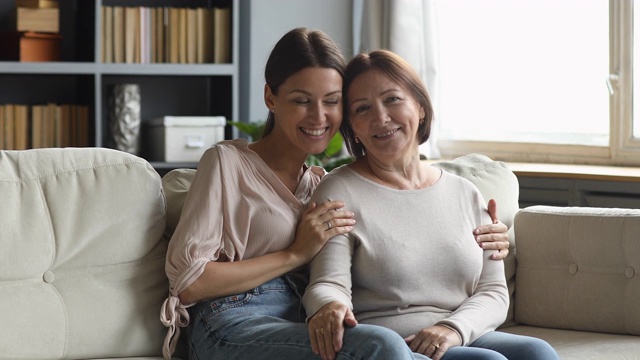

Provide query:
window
left=435, top=0, right=640, bottom=165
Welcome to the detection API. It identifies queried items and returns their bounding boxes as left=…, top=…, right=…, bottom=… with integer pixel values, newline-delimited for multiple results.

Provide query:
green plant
left=228, top=120, right=352, bottom=171
left=227, top=121, right=265, bottom=142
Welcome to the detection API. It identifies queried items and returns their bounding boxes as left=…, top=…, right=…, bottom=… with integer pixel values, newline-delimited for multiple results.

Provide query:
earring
left=354, top=137, right=360, bottom=144
left=271, top=109, right=275, bottom=113
left=419, top=118, right=424, bottom=125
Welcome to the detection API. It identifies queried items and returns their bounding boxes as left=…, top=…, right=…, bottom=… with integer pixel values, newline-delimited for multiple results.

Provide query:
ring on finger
left=325, top=221, right=333, bottom=230
left=315, top=328, right=324, bottom=335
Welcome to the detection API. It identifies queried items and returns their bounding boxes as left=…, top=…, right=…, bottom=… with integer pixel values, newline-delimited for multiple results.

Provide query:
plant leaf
left=323, top=156, right=353, bottom=172
left=227, top=121, right=265, bottom=141
left=323, top=132, right=344, bottom=157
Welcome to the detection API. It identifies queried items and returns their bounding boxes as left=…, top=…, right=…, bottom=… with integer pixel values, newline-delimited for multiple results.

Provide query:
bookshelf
left=0, top=0, right=239, bottom=173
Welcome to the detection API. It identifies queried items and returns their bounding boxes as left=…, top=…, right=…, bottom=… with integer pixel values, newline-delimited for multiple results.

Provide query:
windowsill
left=505, top=162, right=640, bottom=183
left=427, top=159, right=640, bottom=183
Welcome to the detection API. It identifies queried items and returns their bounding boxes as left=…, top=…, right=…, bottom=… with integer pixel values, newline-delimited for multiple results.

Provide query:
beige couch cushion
left=0, top=148, right=168, bottom=359
left=163, top=168, right=196, bottom=238
left=514, top=206, right=640, bottom=335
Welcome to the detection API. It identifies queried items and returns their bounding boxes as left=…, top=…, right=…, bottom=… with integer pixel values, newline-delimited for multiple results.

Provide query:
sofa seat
left=501, top=325, right=640, bottom=360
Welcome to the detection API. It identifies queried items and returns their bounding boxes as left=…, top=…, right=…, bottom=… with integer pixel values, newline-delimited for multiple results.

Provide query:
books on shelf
left=0, top=103, right=89, bottom=150
left=101, top=6, right=113, bottom=63
left=213, top=7, right=231, bottom=64
left=113, top=6, right=125, bottom=63
left=3, top=105, right=15, bottom=150
left=186, top=8, right=197, bottom=64
left=196, top=8, right=213, bottom=63
left=101, top=5, right=231, bottom=64
left=168, top=7, right=179, bottom=63
left=124, top=7, right=137, bottom=64
left=13, top=105, right=29, bottom=150
left=178, top=8, right=187, bottom=64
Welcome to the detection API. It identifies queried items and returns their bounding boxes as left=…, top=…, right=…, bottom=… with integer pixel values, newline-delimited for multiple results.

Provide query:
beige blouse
left=160, top=139, right=324, bottom=358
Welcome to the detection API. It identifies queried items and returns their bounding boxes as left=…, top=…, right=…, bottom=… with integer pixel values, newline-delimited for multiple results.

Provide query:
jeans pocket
left=206, top=292, right=253, bottom=317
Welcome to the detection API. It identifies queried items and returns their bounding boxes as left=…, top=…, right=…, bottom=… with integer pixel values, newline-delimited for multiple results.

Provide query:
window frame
left=437, top=0, right=640, bottom=166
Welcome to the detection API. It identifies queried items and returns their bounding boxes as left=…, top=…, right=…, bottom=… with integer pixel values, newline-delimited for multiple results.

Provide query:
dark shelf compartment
left=0, top=0, right=95, bottom=62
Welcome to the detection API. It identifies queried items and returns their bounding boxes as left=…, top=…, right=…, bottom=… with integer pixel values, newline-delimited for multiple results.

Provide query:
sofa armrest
left=513, top=206, right=640, bottom=335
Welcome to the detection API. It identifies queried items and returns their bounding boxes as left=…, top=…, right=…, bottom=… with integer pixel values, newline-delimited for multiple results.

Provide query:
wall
left=239, top=0, right=353, bottom=127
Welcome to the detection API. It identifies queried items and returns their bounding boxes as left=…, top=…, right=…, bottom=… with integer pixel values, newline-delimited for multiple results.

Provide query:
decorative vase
left=109, top=84, right=141, bottom=154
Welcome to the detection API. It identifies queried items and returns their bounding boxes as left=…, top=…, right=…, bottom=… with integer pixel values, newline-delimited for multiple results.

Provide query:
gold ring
left=325, top=221, right=333, bottom=230
left=433, top=343, right=440, bottom=349
left=316, top=328, right=324, bottom=335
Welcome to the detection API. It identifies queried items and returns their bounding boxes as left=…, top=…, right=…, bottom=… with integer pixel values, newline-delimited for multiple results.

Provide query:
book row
left=0, top=104, right=90, bottom=150
left=101, top=6, right=231, bottom=64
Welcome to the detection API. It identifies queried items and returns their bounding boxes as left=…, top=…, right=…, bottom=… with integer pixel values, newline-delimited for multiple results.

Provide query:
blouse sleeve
left=161, top=146, right=226, bottom=359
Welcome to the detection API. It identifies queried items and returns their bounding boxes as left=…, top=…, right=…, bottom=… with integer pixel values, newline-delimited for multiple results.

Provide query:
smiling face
left=265, top=67, right=343, bottom=156
left=347, top=69, right=425, bottom=163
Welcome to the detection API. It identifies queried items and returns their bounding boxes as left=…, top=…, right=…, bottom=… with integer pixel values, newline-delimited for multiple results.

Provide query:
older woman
left=303, top=50, right=559, bottom=360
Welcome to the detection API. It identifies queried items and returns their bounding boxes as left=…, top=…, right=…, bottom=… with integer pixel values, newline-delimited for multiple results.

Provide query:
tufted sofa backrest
left=0, top=148, right=168, bottom=359
left=514, top=206, right=640, bottom=334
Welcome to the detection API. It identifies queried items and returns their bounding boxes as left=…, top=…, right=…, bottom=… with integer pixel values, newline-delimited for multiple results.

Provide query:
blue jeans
left=411, top=331, right=560, bottom=360
left=186, top=274, right=419, bottom=360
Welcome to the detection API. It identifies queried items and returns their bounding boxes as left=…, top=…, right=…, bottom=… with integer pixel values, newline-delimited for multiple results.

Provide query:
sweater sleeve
left=302, top=177, right=354, bottom=318
left=436, top=190, right=510, bottom=345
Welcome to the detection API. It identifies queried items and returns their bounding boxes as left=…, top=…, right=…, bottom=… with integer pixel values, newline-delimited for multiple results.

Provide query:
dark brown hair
left=341, top=50, right=434, bottom=159
left=261, top=28, right=346, bottom=137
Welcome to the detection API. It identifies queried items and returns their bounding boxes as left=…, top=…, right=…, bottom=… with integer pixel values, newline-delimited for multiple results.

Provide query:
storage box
left=143, top=116, right=226, bottom=162
left=16, top=7, right=60, bottom=33
left=0, top=31, right=61, bottom=61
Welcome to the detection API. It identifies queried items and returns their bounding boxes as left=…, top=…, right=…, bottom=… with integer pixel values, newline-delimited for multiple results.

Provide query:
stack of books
left=0, top=0, right=61, bottom=62
left=101, top=6, right=231, bottom=64
left=0, top=103, right=90, bottom=150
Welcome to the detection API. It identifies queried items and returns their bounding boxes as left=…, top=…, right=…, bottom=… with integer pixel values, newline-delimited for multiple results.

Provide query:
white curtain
left=352, top=0, right=441, bottom=159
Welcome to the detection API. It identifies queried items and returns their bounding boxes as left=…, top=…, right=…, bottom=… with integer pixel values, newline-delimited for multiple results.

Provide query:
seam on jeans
left=188, top=340, right=201, bottom=360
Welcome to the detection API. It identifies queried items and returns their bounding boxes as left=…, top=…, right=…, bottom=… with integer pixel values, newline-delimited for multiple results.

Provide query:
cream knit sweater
left=303, top=165, right=509, bottom=345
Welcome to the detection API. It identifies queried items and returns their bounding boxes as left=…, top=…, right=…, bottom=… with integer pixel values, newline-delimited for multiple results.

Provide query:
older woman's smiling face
left=347, top=69, right=425, bottom=162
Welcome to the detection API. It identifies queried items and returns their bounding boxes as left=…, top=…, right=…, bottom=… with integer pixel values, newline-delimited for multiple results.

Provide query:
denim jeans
left=410, top=330, right=560, bottom=360
left=186, top=273, right=419, bottom=360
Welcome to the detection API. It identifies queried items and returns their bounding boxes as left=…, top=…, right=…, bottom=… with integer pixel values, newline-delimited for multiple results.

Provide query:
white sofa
left=1, top=147, right=639, bottom=360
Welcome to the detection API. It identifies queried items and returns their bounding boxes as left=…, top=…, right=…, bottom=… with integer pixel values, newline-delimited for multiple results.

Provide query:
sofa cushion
left=500, top=324, right=640, bottom=360
left=0, top=148, right=168, bottom=359
left=433, top=154, right=520, bottom=327
left=163, top=168, right=196, bottom=238
left=514, top=206, right=640, bottom=335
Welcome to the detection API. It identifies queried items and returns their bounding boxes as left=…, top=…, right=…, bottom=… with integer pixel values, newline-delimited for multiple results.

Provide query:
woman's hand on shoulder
left=287, top=200, right=356, bottom=265
left=307, top=301, right=357, bottom=360
left=474, top=199, right=510, bottom=260
left=404, top=324, right=461, bottom=360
